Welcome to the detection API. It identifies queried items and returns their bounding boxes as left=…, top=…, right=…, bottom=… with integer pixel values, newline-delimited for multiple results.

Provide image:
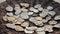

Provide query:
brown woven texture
left=0, top=0, right=60, bottom=34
